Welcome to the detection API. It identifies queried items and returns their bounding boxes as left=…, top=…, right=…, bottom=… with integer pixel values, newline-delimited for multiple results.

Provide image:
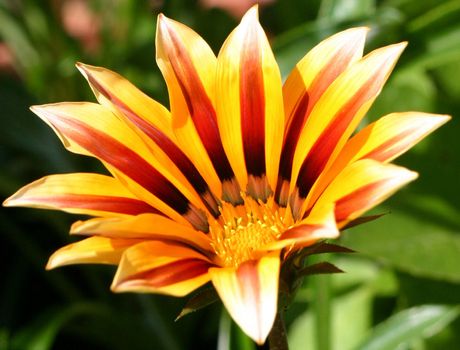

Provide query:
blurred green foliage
left=1, top=0, right=459, bottom=349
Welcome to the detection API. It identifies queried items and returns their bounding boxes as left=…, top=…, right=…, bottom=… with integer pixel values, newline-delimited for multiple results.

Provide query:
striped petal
left=277, top=27, right=367, bottom=204
left=216, top=6, right=284, bottom=199
left=112, top=241, right=212, bottom=296
left=266, top=204, right=339, bottom=250
left=290, top=43, right=407, bottom=217
left=3, top=173, right=159, bottom=217
left=76, top=63, right=173, bottom=141
left=337, top=112, right=451, bottom=164
left=156, top=14, right=240, bottom=202
left=70, top=214, right=213, bottom=255
left=76, top=64, right=219, bottom=216
left=209, top=251, right=280, bottom=344
left=31, top=102, right=207, bottom=230
left=47, top=236, right=141, bottom=269
left=307, top=112, right=450, bottom=206
left=311, top=159, right=418, bottom=227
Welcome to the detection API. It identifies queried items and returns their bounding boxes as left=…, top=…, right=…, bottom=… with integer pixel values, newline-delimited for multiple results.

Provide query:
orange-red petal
left=3, top=173, right=159, bottom=217
left=77, top=63, right=220, bottom=215
left=46, top=236, right=141, bottom=269
left=209, top=251, right=280, bottom=344
left=290, top=43, right=407, bottom=217
left=111, top=241, right=212, bottom=296
left=70, top=213, right=213, bottom=255
left=216, top=6, right=284, bottom=196
left=156, top=14, right=238, bottom=201
left=30, top=102, right=208, bottom=229
left=277, top=28, right=367, bottom=203
left=311, top=159, right=418, bottom=227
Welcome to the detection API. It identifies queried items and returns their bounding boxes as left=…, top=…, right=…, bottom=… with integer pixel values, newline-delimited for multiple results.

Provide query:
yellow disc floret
left=210, top=195, right=292, bottom=267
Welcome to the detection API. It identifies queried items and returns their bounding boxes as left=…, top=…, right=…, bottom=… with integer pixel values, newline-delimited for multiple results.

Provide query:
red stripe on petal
left=279, top=45, right=362, bottom=191
left=50, top=116, right=191, bottom=215
left=85, top=71, right=219, bottom=215
left=279, top=223, right=321, bottom=240
left=166, top=27, right=235, bottom=183
left=334, top=179, right=388, bottom=222
left=237, top=261, right=262, bottom=328
left=277, top=92, right=309, bottom=190
left=240, top=25, right=266, bottom=177
left=308, top=45, right=364, bottom=107
left=120, top=258, right=210, bottom=288
left=359, top=128, right=415, bottom=162
left=296, top=74, right=383, bottom=198
left=32, top=194, right=160, bottom=216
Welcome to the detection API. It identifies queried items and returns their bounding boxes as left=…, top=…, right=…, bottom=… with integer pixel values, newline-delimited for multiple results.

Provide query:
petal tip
left=45, top=261, right=55, bottom=271
left=46, top=254, right=61, bottom=270
left=439, top=114, right=452, bottom=123
left=241, top=4, right=259, bottom=23
left=75, top=61, right=89, bottom=75
left=393, top=41, right=408, bottom=53
left=157, top=12, right=172, bottom=32
left=2, top=191, right=18, bottom=206
left=30, top=104, right=54, bottom=119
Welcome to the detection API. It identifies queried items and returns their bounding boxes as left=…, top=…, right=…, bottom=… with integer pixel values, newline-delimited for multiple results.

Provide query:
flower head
left=4, top=6, right=450, bottom=344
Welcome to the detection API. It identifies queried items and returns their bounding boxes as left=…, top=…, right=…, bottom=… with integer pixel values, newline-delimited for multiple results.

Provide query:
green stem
left=268, top=311, right=289, bottom=350
left=313, top=274, right=331, bottom=350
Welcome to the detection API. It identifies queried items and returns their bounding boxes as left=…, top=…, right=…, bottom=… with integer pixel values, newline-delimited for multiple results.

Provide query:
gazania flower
left=4, top=6, right=449, bottom=344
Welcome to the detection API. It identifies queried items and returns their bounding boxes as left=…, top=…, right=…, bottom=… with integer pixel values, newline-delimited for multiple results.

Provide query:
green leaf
left=367, top=68, right=436, bottom=121
left=355, top=305, right=460, bottom=350
left=341, top=196, right=460, bottom=282
left=10, top=303, right=109, bottom=350
left=289, top=285, right=374, bottom=350
left=318, top=0, right=376, bottom=22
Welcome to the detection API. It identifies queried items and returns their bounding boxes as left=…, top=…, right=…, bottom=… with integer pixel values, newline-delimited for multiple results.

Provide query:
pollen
left=210, top=195, right=293, bottom=267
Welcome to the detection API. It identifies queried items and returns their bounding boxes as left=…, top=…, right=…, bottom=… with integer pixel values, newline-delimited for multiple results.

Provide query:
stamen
left=210, top=195, right=292, bottom=267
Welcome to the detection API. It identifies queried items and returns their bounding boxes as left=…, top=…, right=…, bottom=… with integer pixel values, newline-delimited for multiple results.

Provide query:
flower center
left=210, top=195, right=291, bottom=267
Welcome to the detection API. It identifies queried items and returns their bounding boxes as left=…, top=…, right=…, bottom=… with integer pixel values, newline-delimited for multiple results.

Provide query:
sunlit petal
left=209, top=251, right=279, bottom=344
left=70, top=213, right=213, bottom=254
left=312, top=159, right=418, bottom=227
left=112, top=241, right=212, bottom=296
left=216, top=6, right=284, bottom=197
left=291, top=43, right=407, bottom=217
left=3, top=173, right=159, bottom=217
left=47, top=236, right=141, bottom=269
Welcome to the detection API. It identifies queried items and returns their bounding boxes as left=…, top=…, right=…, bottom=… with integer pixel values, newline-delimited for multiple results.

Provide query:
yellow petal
left=216, top=6, right=284, bottom=195
left=70, top=213, right=213, bottom=255
left=283, top=27, right=367, bottom=132
left=311, top=159, right=418, bottom=227
left=46, top=236, right=141, bottom=269
left=77, top=63, right=219, bottom=215
left=283, top=27, right=368, bottom=140
left=111, top=241, right=211, bottom=296
left=3, top=173, right=158, bottom=217
left=30, top=102, right=204, bottom=228
left=339, top=112, right=451, bottom=164
left=267, top=204, right=339, bottom=250
left=156, top=13, right=229, bottom=199
left=277, top=27, right=367, bottom=203
left=76, top=63, right=173, bottom=140
left=290, top=43, right=407, bottom=217
left=307, top=112, right=450, bottom=208
left=276, top=27, right=368, bottom=205
left=209, top=251, right=280, bottom=345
